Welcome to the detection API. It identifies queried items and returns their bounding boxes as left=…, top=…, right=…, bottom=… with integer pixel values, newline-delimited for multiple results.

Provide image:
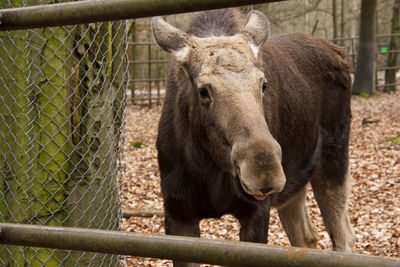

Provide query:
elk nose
left=260, top=186, right=275, bottom=194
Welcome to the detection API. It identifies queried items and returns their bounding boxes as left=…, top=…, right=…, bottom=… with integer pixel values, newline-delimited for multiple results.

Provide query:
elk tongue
left=253, top=193, right=268, bottom=201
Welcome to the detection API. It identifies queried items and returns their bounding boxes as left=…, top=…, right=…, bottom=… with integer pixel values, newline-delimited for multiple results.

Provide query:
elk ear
left=151, top=16, right=190, bottom=63
left=240, top=10, right=270, bottom=58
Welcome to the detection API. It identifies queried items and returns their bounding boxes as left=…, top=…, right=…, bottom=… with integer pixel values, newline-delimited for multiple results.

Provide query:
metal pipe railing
left=1, top=223, right=400, bottom=267
left=0, top=0, right=286, bottom=31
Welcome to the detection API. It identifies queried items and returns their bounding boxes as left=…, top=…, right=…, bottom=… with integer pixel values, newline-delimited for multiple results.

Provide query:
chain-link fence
left=0, top=1, right=128, bottom=266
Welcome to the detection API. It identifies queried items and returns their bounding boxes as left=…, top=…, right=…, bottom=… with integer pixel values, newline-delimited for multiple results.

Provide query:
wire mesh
left=0, top=1, right=128, bottom=266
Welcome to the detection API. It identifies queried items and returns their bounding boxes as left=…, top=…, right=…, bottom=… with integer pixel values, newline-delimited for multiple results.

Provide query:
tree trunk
left=64, top=20, right=124, bottom=266
left=130, top=21, right=136, bottom=104
left=29, top=23, right=74, bottom=266
left=332, top=0, right=338, bottom=42
left=340, top=0, right=345, bottom=46
left=0, top=0, right=49, bottom=264
left=112, top=21, right=128, bottom=136
left=1, top=2, right=125, bottom=266
left=384, top=0, right=400, bottom=93
left=0, top=5, right=31, bottom=265
left=353, top=0, right=377, bottom=96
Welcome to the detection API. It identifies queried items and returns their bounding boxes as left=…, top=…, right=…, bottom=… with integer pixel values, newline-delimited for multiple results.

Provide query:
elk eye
left=198, top=87, right=209, bottom=98
left=261, top=82, right=267, bottom=93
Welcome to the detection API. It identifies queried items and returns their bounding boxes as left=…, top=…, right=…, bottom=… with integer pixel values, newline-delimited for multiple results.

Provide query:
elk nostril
left=260, top=186, right=274, bottom=194
left=241, top=181, right=250, bottom=192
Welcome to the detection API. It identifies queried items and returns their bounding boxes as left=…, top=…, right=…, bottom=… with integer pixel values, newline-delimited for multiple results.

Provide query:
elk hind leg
left=311, top=168, right=355, bottom=252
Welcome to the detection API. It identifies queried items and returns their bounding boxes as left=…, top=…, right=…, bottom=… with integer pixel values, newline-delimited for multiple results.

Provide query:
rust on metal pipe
left=0, top=0, right=287, bottom=31
left=1, top=223, right=400, bottom=267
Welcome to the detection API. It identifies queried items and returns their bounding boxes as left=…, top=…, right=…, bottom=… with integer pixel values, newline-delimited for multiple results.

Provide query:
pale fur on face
left=152, top=11, right=285, bottom=198
left=151, top=10, right=269, bottom=63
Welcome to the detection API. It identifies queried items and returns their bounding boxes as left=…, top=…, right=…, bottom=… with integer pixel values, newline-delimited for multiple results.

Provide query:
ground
left=121, top=90, right=400, bottom=266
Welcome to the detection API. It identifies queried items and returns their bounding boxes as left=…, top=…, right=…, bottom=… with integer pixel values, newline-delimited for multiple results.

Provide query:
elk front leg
left=238, top=204, right=270, bottom=243
left=277, top=186, right=319, bottom=248
left=165, top=214, right=200, bottom=267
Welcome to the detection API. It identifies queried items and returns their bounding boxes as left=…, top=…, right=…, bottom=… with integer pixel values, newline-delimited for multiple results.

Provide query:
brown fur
left=153, top=9, right=354, bottom=266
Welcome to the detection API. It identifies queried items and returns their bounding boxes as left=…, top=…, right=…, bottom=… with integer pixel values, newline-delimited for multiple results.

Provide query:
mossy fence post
left=0, top=1, right=127, bottom=266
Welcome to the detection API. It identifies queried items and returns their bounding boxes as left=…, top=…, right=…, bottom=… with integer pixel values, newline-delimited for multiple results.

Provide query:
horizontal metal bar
left=133, top=98, right=164, bottom=103
left=377, top=65, right=400, bottom=71
left=122, top=208, right=164, bottom=218
left=376, top=83, right=400, bottom=88
left=130, top=78, right=167, bottom=82
left=331, top=33, right=400, bottom=42
left=378, top=49, right=400, bottom=54
left=0, top=0, right=287, bottom=31
left=1, top=223, right=400, bottom=267
left=128, top=42, right=157, bottom=46
left=376, top=32, right=400, bottom=38
left=129, top=60, right=170, bottom=64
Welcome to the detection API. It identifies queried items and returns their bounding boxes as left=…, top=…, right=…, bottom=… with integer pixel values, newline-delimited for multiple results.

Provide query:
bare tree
left=384, top=0, right=400, bottom=93
left=353, top=0, right=378, bottom=96
left=332, top=0, right=338, bottom=41
left=340, top=0, right=345, bottom=44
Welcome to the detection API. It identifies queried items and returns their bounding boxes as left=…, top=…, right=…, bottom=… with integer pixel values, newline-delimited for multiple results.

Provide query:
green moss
left=0, top=2, right=34, bottom=263
left=352, top=91, right=370, bottom=98
left=31, top=24, right=72, bottom=266
left=386, top=135, right=400, bottom=143
left=131, top=141, right=146, bottom=148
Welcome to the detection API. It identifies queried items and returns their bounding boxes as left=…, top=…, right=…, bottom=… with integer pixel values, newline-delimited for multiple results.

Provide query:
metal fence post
left=148, top=43, right=152, bottom=107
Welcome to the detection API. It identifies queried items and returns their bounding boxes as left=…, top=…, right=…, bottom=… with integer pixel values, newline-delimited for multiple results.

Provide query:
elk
left=152, top=8, right=355, bottom=266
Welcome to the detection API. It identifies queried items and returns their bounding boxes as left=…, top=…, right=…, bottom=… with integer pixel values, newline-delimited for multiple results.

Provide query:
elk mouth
left=235, top=168, right=272, bottom=201
left=234, top=163, right=273, bottom=202
left=240, top=179, right=274, bottom=201
left=252, top=193, right=269, bottom=201
left=234, top=175, right=272, bottom=201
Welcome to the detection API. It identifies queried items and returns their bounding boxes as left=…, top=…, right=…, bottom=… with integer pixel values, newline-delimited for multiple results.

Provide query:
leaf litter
left=121, top=90, right=400, bottom=266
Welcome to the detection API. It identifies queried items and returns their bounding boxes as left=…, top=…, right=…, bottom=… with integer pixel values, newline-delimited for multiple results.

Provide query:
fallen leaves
left=122, top=90, right=400, bottom=266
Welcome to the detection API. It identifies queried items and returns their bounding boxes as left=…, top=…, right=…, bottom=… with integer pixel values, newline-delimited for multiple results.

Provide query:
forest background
left=129, top=0, right=399, bottom=104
